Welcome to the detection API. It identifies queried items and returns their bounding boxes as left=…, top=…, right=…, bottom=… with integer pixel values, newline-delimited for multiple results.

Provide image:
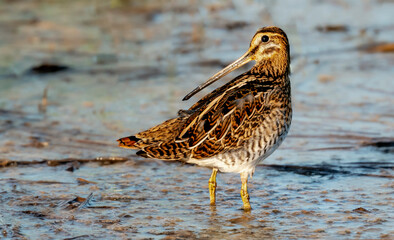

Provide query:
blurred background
left=0, top=0, right=393, bottom=239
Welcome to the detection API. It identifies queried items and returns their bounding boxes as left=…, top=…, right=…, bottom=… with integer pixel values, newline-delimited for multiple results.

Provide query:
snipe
left=118, top=26, right=292, bottom=211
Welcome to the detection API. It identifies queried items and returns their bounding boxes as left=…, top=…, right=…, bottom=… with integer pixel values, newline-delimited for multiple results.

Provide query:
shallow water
left=1, top=161, right=393, bottom=239
left=0, top=0, right=393, bottom=239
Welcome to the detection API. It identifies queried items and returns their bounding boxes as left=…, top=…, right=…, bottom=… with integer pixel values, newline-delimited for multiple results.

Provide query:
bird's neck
left=250, top=55, right=290, bottom=78
left=248, top=60, right=291, bottom=92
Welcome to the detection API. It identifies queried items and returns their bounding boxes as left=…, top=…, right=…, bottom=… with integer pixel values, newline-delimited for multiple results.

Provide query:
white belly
left=187, top=127, right=289, bottom=177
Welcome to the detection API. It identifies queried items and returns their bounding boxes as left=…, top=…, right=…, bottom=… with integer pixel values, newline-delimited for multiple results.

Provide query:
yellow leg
left=240, top=172, right=251, bottom=211
left=209, top=168, right=218, bottom=205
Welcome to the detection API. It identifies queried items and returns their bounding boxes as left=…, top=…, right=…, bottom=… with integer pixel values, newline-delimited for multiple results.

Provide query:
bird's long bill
left=182, top=51, right=253, bottom=101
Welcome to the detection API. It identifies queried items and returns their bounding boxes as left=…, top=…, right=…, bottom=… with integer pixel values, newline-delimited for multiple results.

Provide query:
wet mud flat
left=0, top=157, right=393, bottom=239
left=0, top=0, right=393, bottom=239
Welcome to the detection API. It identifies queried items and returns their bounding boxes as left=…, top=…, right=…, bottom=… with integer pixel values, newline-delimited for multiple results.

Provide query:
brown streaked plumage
left=118, top=26, right=292, bottom=211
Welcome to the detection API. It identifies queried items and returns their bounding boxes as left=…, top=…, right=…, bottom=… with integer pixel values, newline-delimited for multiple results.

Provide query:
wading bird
left=118, top=26, right=292, bottom=211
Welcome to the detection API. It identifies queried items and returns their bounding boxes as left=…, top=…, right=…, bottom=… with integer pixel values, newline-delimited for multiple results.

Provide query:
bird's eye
left=261, top=35, right=269, bottom=42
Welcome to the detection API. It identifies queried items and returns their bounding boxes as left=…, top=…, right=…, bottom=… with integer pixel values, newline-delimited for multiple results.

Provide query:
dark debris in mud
left=359, top=42, right=394, bottom=53
left=263, top=163, right=393, bottom=178
left=0, top=157, right=130, bottom=168
left=27, top=63, right=70, bottom=75
left=316, top=25, right=349, bottom=32
left=225, top=21, right=250, bottom=30
left=57, top=192, right=94, bottom=210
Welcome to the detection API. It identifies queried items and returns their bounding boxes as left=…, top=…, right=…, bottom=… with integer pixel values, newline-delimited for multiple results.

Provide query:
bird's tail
left=117, top=135, right=140, bottom=149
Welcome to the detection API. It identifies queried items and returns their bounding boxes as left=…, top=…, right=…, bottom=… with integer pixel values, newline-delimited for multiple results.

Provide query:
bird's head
left=248, top=26, right=290, bottom=74
left=183, top=26, right=290, bottom=101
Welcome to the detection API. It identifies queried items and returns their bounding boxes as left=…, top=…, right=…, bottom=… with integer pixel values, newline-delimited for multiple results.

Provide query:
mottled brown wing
left=135, top=117, right=187, bottom=147
left=123, top=75, right=277, bottom=161
left=178, top=78, right=276, bottom=159
left=119, top=116, right=192, bottom=160
left=118, top=117, right=187, bottom=149
left=120, top=73, right=255, bottom=157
